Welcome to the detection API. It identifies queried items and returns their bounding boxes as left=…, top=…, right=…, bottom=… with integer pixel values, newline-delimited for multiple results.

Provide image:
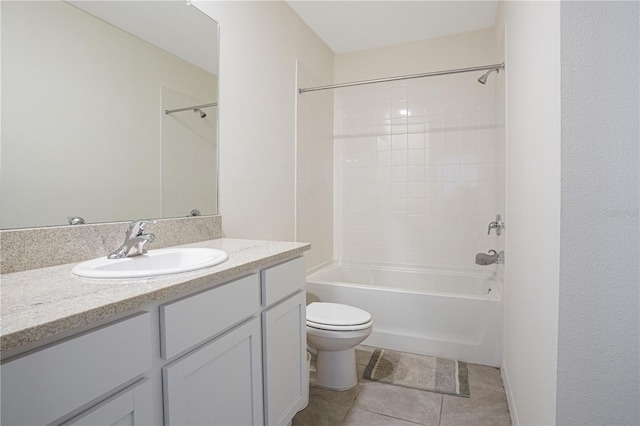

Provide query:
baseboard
left=501, top=360, right=520, bottom=426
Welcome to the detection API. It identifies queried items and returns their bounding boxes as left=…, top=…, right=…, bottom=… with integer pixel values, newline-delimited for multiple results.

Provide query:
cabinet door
left=64, top=379, right=153, bottom=426
left=163, top=318, right=263, bottom=426
left=1, top=313, right=151, bottom=426
left=262, top=291, right=306, bottom=426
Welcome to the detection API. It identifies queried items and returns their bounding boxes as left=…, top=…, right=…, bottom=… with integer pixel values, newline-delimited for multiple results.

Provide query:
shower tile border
left=0, top=216, right=222, bottom=274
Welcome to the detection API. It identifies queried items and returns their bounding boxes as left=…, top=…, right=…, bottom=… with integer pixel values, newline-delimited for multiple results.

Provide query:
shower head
left=194, top=108, right=207, bottom=118
left=477, top=67, right=501, bottom=85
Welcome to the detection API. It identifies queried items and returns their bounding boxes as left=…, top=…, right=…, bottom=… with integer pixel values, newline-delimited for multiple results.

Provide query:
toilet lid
left=306, top=302, right=371, bottom=327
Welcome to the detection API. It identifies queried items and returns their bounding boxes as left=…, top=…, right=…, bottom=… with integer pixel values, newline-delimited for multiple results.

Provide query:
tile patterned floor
left=293, top=346, right=511, bottom=426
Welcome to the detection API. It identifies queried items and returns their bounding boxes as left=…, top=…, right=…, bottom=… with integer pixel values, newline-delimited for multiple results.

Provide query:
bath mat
left=363, top=349, right=470, bottom=398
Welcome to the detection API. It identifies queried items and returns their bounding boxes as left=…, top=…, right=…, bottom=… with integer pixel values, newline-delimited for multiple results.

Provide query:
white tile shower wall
left=334, top=74, right=505, bottom=268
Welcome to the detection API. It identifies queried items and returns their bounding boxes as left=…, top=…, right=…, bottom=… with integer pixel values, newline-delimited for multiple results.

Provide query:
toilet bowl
left=306, top=302, right=373, bottom=390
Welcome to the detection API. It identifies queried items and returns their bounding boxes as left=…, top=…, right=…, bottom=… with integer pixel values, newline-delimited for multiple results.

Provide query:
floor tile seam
left=350, top=396, right=441, bottom=426
left=309, top=393, right=359, bottom=409
left=339, top=389, right=366, bottom=426
left=346, top=408, right=427, bottom=426
left=440, top=394, right=511, bottom=420
left=313, top=397, right=354, bottom=409
left=340, top=395, right=360, bottom=424
left=468, top=383, right=508, bottom=395
left=376, top=385, right=449, bottom=402
left=318, top=398, right=352, bottom=425
left=309, top=386, right=363, bottom=408
left=343, top=383, right=362, bottom=414
left=467, top=370, right=506, bottom=391
left=438, top=391, right=444, bottom=426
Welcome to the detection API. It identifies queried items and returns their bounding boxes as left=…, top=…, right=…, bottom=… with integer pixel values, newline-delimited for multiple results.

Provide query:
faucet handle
left=487, top=214, right=505, bottom=236
left=128, top=219, right=158, bottom=236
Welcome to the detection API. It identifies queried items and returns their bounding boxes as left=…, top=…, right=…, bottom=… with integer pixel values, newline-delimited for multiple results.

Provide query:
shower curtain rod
left=164, top=102, right=217, bottom=115
left=298, top=62, right=505, bottom=94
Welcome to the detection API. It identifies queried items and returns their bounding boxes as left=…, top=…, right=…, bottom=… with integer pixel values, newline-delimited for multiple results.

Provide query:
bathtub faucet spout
left=475, top=250, right=504, bottom=266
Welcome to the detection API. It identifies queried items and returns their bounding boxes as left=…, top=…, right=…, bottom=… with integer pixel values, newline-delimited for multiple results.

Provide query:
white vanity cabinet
left=261, top=257, right=308, bottom=425
left=0, top=255, right=307, bottom=426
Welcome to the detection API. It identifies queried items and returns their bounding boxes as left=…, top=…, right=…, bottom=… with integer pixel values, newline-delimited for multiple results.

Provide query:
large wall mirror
left=1, top=1, right=219, bottom=230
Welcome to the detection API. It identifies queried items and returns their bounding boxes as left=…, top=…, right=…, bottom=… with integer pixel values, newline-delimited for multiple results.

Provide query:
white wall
left=296, top=62, right=334, bottom=270
left=334, top=28, right=498, bottom=83
left=1, top=1, right=216, bottom=228
left=557, top=2, right=639, bottom=424
left=495, top=2, right=561, bottom=425
left=193, top=1, right=333, bottom=242
left=497, top=2, right=640, bottom=424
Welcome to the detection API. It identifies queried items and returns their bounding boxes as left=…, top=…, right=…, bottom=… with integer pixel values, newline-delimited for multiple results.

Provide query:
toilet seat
left=306, top=319, right=373, bottom=331
left=306, top=302, right=372, bottom=331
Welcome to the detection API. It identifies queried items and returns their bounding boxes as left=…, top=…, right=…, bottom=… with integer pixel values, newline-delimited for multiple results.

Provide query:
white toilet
left=306, top=302, right=373, bottom=391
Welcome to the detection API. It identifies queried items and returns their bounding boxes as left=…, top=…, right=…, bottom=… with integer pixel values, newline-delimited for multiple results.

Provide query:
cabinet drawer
left=160, top=274, right=260, bottom=360
left=0, top=313, right=151, bottom=426
left=261, top=257, right=306, bottom=307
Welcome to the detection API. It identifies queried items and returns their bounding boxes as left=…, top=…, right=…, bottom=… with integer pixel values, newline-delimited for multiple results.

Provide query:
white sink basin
left=72, top=247, right=228, bottom=279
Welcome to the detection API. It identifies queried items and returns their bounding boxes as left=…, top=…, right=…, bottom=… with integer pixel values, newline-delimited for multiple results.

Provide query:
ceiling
left=69, top=1, right=219, bottom=74
left=286, top=1, right=499, bottom=54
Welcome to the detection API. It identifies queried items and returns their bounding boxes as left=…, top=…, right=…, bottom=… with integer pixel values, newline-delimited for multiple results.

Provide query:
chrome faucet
left=108, top=220, right=157, bottom=259
left=475, top=250, right=504, bottom=266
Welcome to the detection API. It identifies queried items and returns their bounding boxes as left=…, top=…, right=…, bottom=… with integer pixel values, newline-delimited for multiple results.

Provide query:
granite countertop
left=0, top=238, right=310, bottom=353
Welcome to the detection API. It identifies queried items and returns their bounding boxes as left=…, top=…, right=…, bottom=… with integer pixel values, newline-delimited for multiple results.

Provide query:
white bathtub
left=306, top=262, right=503, bottom=367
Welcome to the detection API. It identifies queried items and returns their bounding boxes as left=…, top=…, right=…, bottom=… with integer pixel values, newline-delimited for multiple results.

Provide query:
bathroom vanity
left=0, top=238, right=309, bottom=426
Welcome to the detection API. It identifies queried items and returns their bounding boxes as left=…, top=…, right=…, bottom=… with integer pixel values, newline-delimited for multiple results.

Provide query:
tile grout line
left=339, top=363, right=369, bottom=425
left=349, top=409, right=425, bottom=426
left=338, top=385, right=361, bottom=425
left=438, top=394, right=444, bottom=426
